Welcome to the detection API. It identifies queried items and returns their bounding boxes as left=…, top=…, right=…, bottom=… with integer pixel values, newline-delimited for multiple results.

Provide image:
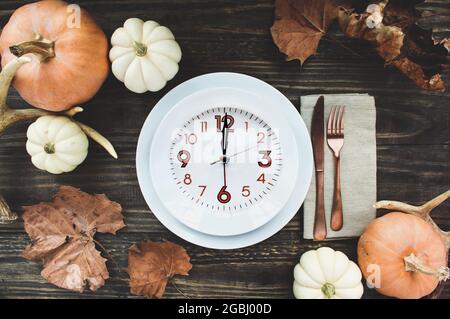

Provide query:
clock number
left=177, top=150, right=191, bottom=168
left=257, top=173, right=266, bottom=184
left=184, top=174, right=192, bottom=185
left=198, top=185, right=207, bottom=197
left=257, top=132, right=265, bottom=144
left=217, top=186, right=231, bottom=204
left=241, top=186, right=251, bottom=197
left=215, top=115, right=234, bottom=132
left=258, top=151, right=272, bottom=168
left=244, top=121, right=249, bottom=132
left=201, top=121, right=208, bottom=132
left=184, top=133, right=197, bottom=145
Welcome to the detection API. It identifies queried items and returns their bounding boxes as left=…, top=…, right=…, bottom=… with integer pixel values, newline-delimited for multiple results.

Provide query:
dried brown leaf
left=271, top=0, right=350, bottom=65
left=128, top=241, right=192, bottom=299
left=22, top=186, right=125, bottom=292
left=338, top=1, right=449, bottom=91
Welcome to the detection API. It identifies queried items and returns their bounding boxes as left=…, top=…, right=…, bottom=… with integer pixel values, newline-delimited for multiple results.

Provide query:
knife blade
left=311, top=96, right=327, bottom=240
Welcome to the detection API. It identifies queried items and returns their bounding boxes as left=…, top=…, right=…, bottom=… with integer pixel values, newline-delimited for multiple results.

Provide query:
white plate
left=136, top=73, right=313, bottom=249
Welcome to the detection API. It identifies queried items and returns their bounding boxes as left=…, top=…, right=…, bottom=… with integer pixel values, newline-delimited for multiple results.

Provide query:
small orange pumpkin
left=0, top=0, right=109, bottom=111
left=358, top=191, right=450, bottom=299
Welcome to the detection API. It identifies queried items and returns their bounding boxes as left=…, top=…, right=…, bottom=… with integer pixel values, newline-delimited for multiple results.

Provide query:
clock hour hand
left=222, top=112, right=229, bottom=161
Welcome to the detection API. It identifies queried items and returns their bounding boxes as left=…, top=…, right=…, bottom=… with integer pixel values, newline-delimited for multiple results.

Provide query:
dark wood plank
left=0, top=145, right=447, bottom=299
left=0, top=0, right=448, bottom=299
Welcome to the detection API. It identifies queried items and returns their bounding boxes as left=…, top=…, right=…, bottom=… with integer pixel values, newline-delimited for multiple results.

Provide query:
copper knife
left=311, top=96, right=326, bottom=240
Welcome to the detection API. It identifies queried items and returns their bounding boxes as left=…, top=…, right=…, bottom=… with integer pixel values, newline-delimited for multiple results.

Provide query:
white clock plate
left=136, top=73, right=313, bottom=249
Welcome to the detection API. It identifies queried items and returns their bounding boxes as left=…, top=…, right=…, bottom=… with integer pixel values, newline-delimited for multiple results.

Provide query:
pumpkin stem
left=10, top=40, right=55, bottom=62
left=404, top=253, right=450, bottom=282
left=133, top=41, right=148, bottom=57
left=375, top=190, right=450, bottom=249
left=44, top=143, right=55, bottom=154
left=321, top=283, right=336, bottom=298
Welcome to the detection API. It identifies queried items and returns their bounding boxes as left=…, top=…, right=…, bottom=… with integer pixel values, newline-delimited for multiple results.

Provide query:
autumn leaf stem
left=323, top=34, right=363, bottom=58
left=92, top=238, right=125, bottom=275
left=171, top=280, right=191, bottom=299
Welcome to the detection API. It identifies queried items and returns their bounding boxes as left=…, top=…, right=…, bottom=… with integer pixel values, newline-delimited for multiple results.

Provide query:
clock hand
left=222, top=113, right=229, bottom=187
left=223, top=161, right=227, bottom=186
left=222, top=112, right=229, bottom=162
left=210, top=144, right=259, bottom=165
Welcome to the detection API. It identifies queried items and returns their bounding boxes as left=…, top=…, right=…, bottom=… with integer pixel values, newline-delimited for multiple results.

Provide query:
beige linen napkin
left=301, top=94, right=377, bottom=239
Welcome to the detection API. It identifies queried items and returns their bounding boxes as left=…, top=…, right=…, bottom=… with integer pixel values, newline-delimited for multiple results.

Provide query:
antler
left=375, top=190, right=450, bottom=249
left=0, top=58, right=117, bottom=224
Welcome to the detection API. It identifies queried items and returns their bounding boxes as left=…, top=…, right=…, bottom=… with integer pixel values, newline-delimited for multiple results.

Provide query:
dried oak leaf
left=338, top=1, right=449, bottom=91
left=128, top=241, right=192, bottom=299
left=22, top=186, right=125, bottom=293
left=271, top=0, right=350, bottom=65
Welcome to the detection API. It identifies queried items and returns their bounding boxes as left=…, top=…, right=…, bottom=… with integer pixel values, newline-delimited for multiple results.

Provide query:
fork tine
left=332, top=106, right=338, bottom=135
left=327, top=106, right=335, bottom=134
left=339, top=106, right=345, bottom=135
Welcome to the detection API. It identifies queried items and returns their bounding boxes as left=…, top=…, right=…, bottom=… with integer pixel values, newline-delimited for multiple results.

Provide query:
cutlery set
left=311, top=96, right=346, bottom=240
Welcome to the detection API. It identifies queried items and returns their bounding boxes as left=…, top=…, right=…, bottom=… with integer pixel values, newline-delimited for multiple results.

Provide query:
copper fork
left=327, top=106, right=345, bottom=231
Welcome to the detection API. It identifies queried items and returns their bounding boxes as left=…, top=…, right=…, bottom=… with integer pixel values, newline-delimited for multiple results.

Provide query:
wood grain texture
left=0, top=0, right=449, bottom=299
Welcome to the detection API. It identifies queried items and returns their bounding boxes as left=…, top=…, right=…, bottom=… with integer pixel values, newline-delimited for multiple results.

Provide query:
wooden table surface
left=0, top=0, right=448, bottom=299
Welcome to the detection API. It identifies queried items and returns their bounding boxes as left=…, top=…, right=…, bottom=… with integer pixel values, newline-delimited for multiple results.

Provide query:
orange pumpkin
left=358, top=191, right=450, bottom=299
left=0, top=0, right=109, bottom=111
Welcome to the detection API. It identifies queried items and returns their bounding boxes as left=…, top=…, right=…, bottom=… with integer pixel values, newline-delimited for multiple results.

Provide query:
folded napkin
left=301, top=94, right=377, bottom=239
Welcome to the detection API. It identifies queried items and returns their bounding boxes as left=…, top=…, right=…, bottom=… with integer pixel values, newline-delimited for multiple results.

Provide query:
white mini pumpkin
left=109, top=18, right=182, bottom=93
left=26, top=116, right=89, bottom=174
left=293, top=247, right=364, bottom=299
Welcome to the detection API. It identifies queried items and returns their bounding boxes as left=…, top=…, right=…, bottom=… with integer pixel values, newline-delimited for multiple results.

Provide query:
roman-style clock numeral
left=177, top=150, right=191, bottom=168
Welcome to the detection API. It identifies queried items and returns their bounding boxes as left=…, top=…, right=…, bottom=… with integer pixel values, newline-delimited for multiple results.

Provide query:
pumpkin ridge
left=53, top=151, right=83, bottom=167
left=53, top=155, right=78, bottom=173
left=143, top=54, right=167, bottom=81
left=53, top=128, right=85, bottom=144
left=146, top=48, right=176, bottom=61
left=140, top=58, right=165, bottom=92
left=110, top=47, right=134, bottom=60
left=112, top=53, right=136, bottom=82
left=295, top=264, right=323, bottom=287
left=300, top=250, right=326, bottom=284
left=363, top=231, right=402, bottom=259
left=149, top=41, right=181, bottom=61
left=144, top=28, right=175, bottom=45
left=331, top=258, right=351, bottom=283
left=45, top=155, right=64, bottom=174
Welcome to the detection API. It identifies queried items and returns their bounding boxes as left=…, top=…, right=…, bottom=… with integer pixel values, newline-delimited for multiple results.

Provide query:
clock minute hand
left=221, top=113, right=229, bottom=188
left=210, top=144, right=259, bottom=165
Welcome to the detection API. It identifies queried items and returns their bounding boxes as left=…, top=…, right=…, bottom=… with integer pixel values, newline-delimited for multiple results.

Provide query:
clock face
left=169, top=107, right=282, bottom=213
left=149, top=87, right=300, bottom=236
